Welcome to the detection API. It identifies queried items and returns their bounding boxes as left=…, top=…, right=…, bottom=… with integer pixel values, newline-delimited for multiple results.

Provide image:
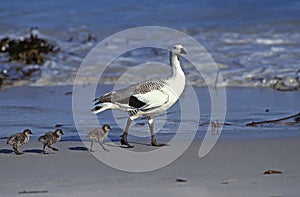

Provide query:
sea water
left=0, top=0, right=300, bottom=88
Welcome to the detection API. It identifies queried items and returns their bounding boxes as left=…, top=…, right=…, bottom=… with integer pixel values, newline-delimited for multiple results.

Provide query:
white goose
left=92, top=44, right=186, bottom=147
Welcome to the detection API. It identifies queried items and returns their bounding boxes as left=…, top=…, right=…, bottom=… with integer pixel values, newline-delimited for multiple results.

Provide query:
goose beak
left=180, top=48, right=187, bottom=55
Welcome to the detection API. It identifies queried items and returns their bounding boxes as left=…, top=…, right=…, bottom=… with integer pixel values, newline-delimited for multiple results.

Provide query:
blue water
left=1, top=0, right=300, bottom=33
left=1, top=0, right=300, bottom=87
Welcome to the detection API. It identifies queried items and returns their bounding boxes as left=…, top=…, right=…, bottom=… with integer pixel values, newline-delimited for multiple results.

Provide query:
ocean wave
left=1, top=23, right=300, bottom=91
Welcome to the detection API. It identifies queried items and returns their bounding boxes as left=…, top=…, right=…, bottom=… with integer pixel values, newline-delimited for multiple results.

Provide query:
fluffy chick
left=87, top=124, right=111, bottom=152
left=7, top=129, right=33, bottom=155
left=38, top=129, right=64, bottom=154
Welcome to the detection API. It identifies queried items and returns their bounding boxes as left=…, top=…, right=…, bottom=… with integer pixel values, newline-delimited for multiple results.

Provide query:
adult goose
left=92, top=44, right=186, bottom=147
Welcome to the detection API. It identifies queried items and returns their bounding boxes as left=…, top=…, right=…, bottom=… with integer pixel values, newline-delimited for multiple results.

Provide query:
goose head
left=171, top=44, right=187, bottom=55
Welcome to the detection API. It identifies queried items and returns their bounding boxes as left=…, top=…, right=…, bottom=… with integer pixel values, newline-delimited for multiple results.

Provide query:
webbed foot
left=120, top=133, right=134, bottom=148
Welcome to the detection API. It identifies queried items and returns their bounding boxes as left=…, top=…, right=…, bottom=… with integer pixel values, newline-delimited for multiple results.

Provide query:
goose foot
left=120, top=133, right=134, bottom=148
left=151, top=138, right=166, bottom=147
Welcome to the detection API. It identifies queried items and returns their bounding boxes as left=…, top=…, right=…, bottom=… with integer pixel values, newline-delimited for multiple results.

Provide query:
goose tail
left=91, top=103, right=116, bottom=114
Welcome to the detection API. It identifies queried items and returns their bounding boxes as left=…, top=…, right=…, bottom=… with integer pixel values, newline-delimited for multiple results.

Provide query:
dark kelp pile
left=270, top=75, right=300, bottom=91
left=0, top=28, right=59, bottom=89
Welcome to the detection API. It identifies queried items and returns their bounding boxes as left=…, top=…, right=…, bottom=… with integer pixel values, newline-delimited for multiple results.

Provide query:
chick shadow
left=0, top=149, right=13, bottom=154
left=23, top=149, right=44, bottom=154
left=0, top=148, right=44, bottom=155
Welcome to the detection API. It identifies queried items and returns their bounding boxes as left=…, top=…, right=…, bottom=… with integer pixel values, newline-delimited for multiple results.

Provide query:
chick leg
left=98, top=138, right=109, bottom=151
left=48, top=145, right=59, bottom=152
left=90, top=141, right=94, bottom=152
left=13, top=144, right=22, bottom=155
left=42, top=144, right=48, bottom=154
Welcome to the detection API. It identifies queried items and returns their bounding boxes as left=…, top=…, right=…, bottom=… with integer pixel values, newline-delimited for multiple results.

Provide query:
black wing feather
left=93, top=79, right=166, bottom=106
left=128, top=96, right=146, bottom=108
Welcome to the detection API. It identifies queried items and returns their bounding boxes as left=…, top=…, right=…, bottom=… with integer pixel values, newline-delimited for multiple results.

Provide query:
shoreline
left=1, top=85, right=299, bottom=141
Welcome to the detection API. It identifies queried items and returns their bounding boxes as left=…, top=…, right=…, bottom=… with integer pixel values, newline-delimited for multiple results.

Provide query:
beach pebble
left=263, top=170, right=283, bottom=175
left=175, top=178, right=187, bottom=183
left=220, top=181, right=229, bottom=184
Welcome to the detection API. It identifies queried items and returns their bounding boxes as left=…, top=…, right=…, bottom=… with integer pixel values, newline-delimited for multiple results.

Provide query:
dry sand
left=0, top=138, right=300, bottom=197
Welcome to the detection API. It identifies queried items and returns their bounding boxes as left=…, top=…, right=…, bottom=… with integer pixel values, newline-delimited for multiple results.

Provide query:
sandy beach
left=1, top=138, right=300, bottom=196
left=0, top=85, right=299, bottom=196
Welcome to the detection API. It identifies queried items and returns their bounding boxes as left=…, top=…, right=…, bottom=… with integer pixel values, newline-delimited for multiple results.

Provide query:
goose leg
left=147, top=116, right=157, bottom=145
left=121, top=117, right=134, bottom=148
left=147, top=116, right=165, bottom=147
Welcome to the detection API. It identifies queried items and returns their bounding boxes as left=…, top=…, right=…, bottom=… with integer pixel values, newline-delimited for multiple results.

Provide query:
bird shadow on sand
left=128, top=141, right=169, bottom=147
left=105, top=141, right=169, bottom=148
left=23, top=149, right=44, bottom=154
left=0, top=149, right=13, bottom=154
left=105, top=142, right=123, bottom=148
left=67, top=141, right=168, bottom=152
left=128, top=141, right=151, bottom=146
left=68, top=146, right=89, bottom=152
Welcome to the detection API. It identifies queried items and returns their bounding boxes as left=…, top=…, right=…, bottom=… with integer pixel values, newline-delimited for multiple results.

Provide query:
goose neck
left=169, top=51, right=184, bottom=79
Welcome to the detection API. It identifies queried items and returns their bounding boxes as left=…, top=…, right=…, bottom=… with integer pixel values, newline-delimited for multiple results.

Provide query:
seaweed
left=246, top=112, right=300, bottom=127
left=0, top=28, right=59, bottom=89
left=0, top=28, right=59, bottom=65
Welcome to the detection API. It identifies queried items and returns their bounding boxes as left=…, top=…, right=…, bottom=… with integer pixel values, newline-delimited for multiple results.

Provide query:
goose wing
left=130, top=89, right=169, bottom=110
left=93, top=79, right=167, bottom=110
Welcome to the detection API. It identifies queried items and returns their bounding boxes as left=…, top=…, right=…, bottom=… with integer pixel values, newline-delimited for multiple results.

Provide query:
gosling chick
left=38, top=129, right=64, bottom=154
left=7, top=129, right=33, bottom=155
left=87, top=124, right=111, bottom=152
